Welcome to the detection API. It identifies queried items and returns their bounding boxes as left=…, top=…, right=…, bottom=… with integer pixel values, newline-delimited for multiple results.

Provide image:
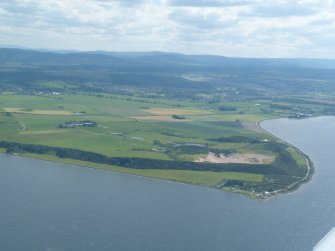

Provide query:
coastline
left=0, top=152, right=252, bottom=197
left=0, top=151, right=261, bottom=192
left=0, top=117, right=315, bottom=200
left=258, top=119, right=315, bottom=197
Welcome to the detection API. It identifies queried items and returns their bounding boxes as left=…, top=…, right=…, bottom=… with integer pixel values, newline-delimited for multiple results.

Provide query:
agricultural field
left=0, top=92, right=310, bottom=199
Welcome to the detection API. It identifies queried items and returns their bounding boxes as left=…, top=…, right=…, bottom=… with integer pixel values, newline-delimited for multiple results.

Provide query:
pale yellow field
left=131, top=115, right=190, bottom=122
left=19, top=130, right=71, bottom=135
left=142, top=108, right=211, bottom=116
left=3, top=108, right=73, bottom=115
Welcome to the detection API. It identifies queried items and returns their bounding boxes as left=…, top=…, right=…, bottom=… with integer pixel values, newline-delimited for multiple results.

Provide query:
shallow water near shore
left=1, top=116, right=335, bottom=251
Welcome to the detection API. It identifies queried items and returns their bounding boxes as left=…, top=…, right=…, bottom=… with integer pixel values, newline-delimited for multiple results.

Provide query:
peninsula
left=1, top=49, right=333, bottom=199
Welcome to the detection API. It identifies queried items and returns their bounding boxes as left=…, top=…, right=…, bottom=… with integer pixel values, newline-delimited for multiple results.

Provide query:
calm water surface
left=1, top=116, right=335, bottom=251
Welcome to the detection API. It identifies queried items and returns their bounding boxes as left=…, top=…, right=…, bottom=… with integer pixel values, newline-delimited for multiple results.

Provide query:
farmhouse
left=58, top=120, right=97, bottom=128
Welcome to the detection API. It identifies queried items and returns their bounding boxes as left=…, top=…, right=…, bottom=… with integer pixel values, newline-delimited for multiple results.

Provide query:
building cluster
left=58, top=120, right=97, bottom=128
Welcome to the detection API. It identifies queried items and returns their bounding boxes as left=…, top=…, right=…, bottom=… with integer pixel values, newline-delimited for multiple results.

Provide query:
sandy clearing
left=195, top=152, right=275, bottom=164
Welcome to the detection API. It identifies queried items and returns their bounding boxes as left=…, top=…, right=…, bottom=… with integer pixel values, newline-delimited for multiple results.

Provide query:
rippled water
left=1, top=116, right=335, bottom=251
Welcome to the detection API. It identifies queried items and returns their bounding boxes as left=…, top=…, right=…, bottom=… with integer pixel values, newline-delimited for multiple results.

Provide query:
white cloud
left=243, top=1, right=319, bottom=17
left=168, top=0, right=256, bottom=7
left=0, top=0, right=335, bottom=58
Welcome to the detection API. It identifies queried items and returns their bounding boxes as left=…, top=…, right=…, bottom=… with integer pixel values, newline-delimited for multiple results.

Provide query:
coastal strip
left=0, top=118, right=314, bottom=200
left=258, top=119, right=314, bottom=196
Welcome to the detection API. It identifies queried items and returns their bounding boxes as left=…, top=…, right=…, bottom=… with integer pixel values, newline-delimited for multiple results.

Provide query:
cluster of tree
left=172, top=114, right=186, bottom=120
left=0, top=140, right=288, bottom=175
left=0, top=141, right=57, bottom=154
left=223, top=180, right=246, bottom=188
left=218, top=106, right=237, bottom=111
left=207, top=136, right=260, bottom=143
left=264, top=142, right=305, bottom=177
left=269, top=104, right=293, bottom=110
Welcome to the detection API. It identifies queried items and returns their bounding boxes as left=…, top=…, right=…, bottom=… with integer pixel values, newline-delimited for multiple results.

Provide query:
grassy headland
left=2, top=49, right=335, bottom=199
left=0, top=92, right=314, bottom=199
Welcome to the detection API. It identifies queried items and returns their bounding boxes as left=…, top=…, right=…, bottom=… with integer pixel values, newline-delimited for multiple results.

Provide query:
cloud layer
left=0, top=0, right=334, bottom=58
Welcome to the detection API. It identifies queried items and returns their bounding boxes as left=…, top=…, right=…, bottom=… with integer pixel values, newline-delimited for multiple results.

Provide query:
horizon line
left=1, top=45, right=335, bottom=61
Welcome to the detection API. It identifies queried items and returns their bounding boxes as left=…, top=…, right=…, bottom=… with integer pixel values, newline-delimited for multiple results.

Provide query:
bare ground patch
left=195, top=152, right=275, bottom=164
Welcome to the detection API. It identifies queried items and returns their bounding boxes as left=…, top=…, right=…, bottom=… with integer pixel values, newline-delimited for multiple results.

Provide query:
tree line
left=0, top=140, right=292, bottom=175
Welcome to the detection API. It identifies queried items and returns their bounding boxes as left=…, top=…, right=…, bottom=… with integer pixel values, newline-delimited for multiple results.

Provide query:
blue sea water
left=1, top=116, right=335, bottom=251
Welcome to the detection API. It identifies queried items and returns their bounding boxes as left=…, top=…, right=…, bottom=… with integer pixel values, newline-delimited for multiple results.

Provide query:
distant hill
left=0, top=48, right=335, bottom=95
left=2, top=48, right=335, bottom=68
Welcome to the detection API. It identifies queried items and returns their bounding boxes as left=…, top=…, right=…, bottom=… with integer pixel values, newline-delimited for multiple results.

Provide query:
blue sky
left=0, top=0, right=334, bottom=58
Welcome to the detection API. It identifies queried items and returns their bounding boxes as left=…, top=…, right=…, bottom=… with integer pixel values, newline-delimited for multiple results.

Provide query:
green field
left=20, top=152, right=263, bottom=186
left=0, top=93, right=310, bottom=199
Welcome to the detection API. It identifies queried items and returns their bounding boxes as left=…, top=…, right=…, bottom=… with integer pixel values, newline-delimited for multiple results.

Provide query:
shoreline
left=0, top=117, right=315, bottom=200
left=0, top=152, right=243, bottom=195
left=0, top=152, right=268, bottom=202
left=257, top=119, right=315, bottom=198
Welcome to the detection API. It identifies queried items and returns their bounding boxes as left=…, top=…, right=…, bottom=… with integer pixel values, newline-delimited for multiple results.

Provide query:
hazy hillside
left=1, top=48, right=335, bottom=96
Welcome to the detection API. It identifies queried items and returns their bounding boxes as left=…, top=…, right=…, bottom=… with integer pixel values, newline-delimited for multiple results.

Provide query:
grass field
left=0, top=93, right=309, bottom=198
left=20, top=152, right=264, bottom=187
left=131, top=115, right=191, bottom=122
left=142, top=108, right=212, bottom=116
left=0, top=94, right=266, bottom=158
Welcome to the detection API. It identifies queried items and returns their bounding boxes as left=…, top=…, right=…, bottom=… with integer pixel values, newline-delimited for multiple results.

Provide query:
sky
left=0, top=0, right=335, bottom=58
